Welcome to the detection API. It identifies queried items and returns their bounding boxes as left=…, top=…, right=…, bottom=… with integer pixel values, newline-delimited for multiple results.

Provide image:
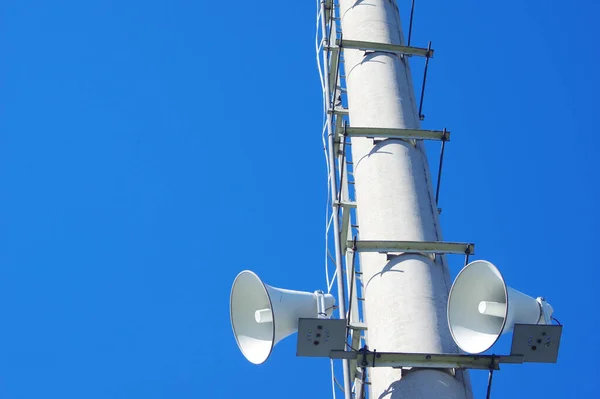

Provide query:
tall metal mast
left=229, top=4, right=562, bottom=398
left=320, top=1, right=474, bottom=397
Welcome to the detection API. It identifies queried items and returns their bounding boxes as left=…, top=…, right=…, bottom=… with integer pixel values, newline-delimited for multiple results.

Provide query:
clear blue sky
left=1, top=0, right=598, bottom=398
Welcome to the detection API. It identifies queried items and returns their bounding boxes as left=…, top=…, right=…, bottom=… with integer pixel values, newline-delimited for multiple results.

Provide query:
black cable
left=551, top=316, right=562, bottom=326
left=355, top=345, right=369, bottom=399
left=435, top=138, right=446, bottom=205
left=407, top=0, right=416, bottom=46
left=346, top=342, right=360, bottom=352
left=486, top=369, right=494, bottom=399
left=359, top=365, right=367, bottom=399
left=333, top=377, right=345, bottom=393
left=417, top=42, right=432, bottom=120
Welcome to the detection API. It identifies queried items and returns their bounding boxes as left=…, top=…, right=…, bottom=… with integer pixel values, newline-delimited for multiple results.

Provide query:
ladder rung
left=349, top=322, right=368, bottom=331
left=336, top=201, right=357, bottom=209
left=337, top=39, right=434, bottom=58
left=329, top=107, right=349, bottom=115
left=349, top=240, right=474, bottom=255
left=345, top=127, right=449, bottom=141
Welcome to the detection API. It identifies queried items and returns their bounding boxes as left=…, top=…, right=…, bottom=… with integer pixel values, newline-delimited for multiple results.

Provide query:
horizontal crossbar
left=348, top=322, right=367, bottom=331
left=337, top=39, right=433, bottom=58
left=344, top=127, right=449, bottom=141
left=335, top=200, right=357, bottom=209
left=330, top=351, right=523, bottom=370
left=328, top=107, right=348, bottom=116
left=348, top=240, right=474, bottom=255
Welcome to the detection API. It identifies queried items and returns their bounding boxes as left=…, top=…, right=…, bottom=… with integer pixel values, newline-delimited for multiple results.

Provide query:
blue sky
left=1, top=0, right=598, bottom=398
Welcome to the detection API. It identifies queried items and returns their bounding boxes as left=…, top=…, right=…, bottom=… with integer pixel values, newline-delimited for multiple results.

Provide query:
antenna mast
left=320, top=1, right=473, bottom=397
left=229, top=3, right=562, bottom=398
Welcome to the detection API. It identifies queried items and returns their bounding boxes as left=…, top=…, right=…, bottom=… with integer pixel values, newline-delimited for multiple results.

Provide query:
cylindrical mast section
left=337, top=1, right=473, bottom=398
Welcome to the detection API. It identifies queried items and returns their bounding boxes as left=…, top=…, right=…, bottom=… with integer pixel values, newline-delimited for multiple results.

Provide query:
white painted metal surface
left=230, top=270, right=335, bottom=365
left=447, top=260, right=550, bottom=355
left=337, top=0, right=473, bottom=397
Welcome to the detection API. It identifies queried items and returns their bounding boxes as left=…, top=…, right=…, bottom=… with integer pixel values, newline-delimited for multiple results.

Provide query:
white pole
left=337, top=1, right=473, bottom=398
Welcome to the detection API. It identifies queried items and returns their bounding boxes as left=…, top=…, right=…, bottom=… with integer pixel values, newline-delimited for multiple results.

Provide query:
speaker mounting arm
left=329, top=350, right=524, bottom=370
left=348, top=240, right=474, bottom=255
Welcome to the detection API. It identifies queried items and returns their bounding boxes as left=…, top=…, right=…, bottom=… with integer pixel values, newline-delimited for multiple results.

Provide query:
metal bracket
left=336, top=39, right=434, bottom=58
left=329, top=41, right=342, bottom=102
left=330, top=350, right=523, bottom=370
left=348, top=240, right=475, bottom=255
left=344, top=126, right=450, bottom=141
left=329, top=107, right=349, bottom=116
left=339, top=201, right=356, bottom=253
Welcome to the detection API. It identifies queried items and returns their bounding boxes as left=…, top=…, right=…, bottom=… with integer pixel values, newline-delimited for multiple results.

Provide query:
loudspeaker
left=230, top=270, right=335, bottom=364
left=447, top=260, right=550, bottom=354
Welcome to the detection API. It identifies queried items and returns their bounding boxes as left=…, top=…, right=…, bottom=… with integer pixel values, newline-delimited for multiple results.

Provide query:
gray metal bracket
left=335, top=39, right=434, bottom=58
left=330, top=350, right=523, bottom=370
left=348, top=240, right=475, bottom=255
left=344, top=126, right=449, bottom=141
left=337, top=201, right=357, bottom=253
left=329, top=107, right=348, bottom=116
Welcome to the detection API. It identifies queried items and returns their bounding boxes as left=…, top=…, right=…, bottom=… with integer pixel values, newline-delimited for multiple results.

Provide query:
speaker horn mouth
left=230, top=270, right=276, bottom=364
left=447, top=260, right=509, bottom=354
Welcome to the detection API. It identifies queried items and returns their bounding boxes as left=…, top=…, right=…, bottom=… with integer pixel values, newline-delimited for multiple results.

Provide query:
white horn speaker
left=230, top=270, right=335, bottom=364
left=447, top=260, right=550, bottom=354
